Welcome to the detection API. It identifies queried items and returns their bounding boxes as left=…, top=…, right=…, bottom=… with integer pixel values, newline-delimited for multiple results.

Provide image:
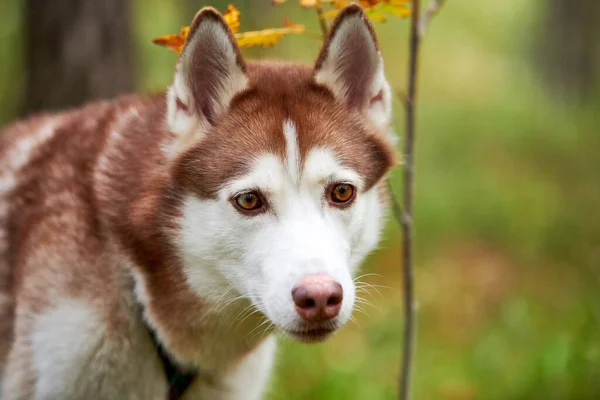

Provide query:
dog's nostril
left=327, top=294, right=341, bottom=306
left=292, top=274, right=344, bottom=322
left=292, top=287, right=314, bottom=309
left=327, top=282, right=343, bottom=306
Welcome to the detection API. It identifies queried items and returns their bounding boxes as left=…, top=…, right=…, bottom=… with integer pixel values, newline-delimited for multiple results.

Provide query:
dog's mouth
left=283, top=326, right=337, bottom=343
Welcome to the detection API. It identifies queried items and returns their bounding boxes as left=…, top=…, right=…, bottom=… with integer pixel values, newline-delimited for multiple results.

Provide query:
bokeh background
left=1, top=1, right=599, bottom=399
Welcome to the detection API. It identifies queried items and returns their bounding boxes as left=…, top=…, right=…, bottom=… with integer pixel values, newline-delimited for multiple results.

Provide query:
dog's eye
left=234, top=191, right=264, bottom=213
left=329, top=183, right=356, bottom=206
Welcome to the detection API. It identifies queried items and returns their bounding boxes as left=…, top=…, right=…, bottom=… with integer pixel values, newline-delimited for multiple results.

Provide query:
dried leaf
left=236, top=20, right=305, bottom=48
left=152, top=35, right=185, bottom=53
left=152, top=6, right=305, bottom=53
left=223, top=4, right=240, bottom=34
left=321, top=9, right=340, bottom=19
left=359, top=0, right=382, bottom=6
left=300, top=0, right=318, bottom=7
left=365, top=9, right=388, bottom=22
left=275, top=0, right=412, bottom=11
left=378, top=3, right=411, bottom=17
left=331, top=0, right=349, bottom=8
left=152, top=5, right=242, bottom=53
left=236, top=30, right=285, bottom=48
left=283, top=17, right=295, bottom=27
left=155, top=28, right=189, bottom=52
left=152, top=0, right=410, bottom=54
left=360, top=0, right=412, bottom=8
left=325, top=0, right=412, bottom=20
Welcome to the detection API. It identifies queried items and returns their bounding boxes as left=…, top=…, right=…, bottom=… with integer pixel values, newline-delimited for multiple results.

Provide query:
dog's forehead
left=174, top=63, right=392, bottom=198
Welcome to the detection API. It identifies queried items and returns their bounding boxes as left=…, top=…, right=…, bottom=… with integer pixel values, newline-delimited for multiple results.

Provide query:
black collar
left=146, top=320, right=198, bottom=399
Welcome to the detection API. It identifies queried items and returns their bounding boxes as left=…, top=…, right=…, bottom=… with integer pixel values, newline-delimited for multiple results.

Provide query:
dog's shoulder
left=0, top=95, right=172, bottom=394
left=0, top=94, right=162, bottom=322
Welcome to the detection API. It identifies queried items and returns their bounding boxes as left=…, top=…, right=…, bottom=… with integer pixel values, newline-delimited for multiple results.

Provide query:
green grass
left=1, top=0, right=598, bottom=398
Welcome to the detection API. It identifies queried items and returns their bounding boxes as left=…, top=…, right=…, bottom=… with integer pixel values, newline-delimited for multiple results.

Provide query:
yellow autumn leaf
left=340, top=0, right=411, bottom=7
left=223, top=4, right=240, bottom=34
left=152, top=5, right=242, bottom=53
left=273, top=0, right=325, bottom=8
left=274, top=0, right=412, bottom=10
left=151, top=36, right=183, bottom=53
left=365, top=9, right=388, bottom=22
left=324, top=0, right=411, bottom=20
left=300, top=0, right=318, bottom=7
left=236, top=20, right=305, bottom=48
left=153, top=5, right=305, bottom=53
left=379, top=4, right=411, bottom=17
left=321, top=9, right=340, bottom=19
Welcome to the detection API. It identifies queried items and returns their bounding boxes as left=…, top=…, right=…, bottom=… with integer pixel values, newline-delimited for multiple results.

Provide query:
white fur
left=368, top=64, right=393, bottom=132
left=31, top=300, right=106, bottom=399
left=166, top=73, right=202, bottom=142
left=0, top=11, right=392, bottom=400
left=29, top=300, right=166, bottom=400
left=0, top=120, right=59, bottom=395
left=283, top=120, right=300, bottom=184
left=183, top=336, right=276, bottom=400
left=178, top=120, right=384, bottom=344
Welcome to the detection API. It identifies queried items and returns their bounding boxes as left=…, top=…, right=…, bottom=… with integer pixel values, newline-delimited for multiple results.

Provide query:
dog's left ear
left=167, top=7, right=248, bottom=141
left=314, top=4, right=392, bottom=130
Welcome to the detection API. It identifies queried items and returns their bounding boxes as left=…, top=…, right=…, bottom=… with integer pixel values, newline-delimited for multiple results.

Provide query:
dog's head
left=163, top=5, right=395, bottom=343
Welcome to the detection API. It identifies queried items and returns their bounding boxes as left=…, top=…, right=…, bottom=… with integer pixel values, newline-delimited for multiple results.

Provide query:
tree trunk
left=537, top=0, right=600, bottom=101
left=22, top=0, right=133, bottom=116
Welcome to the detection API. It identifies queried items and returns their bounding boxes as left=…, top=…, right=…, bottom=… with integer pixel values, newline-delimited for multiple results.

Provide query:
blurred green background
left=1, top=1, right=599, bottom=399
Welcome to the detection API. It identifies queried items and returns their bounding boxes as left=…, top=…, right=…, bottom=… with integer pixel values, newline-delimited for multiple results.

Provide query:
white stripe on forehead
left=282, top=120, right=300, bottom=185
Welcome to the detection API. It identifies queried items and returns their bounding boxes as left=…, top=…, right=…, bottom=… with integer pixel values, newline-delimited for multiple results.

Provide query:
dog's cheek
left=344, top=188, right=386, bottom=273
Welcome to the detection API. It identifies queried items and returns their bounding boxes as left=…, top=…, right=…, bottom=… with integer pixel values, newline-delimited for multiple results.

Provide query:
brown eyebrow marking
left=173, top=62, right=394, bottom=200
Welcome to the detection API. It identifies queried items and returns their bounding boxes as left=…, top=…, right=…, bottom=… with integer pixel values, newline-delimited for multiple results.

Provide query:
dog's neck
left=129, top=265, right=271, bottom=372
left=94, top=100, right=273, bottom=372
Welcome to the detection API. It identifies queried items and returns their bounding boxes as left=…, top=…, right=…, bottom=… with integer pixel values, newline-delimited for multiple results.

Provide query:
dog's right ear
left=167, top=7, right=248, bottom=141
left=314, top=4, right=392, bottom=132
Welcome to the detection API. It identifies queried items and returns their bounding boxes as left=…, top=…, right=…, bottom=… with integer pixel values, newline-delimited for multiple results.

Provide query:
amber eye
left=234, top=191, right=263, bottom=212
left=329, top=183, right=356, bottom=205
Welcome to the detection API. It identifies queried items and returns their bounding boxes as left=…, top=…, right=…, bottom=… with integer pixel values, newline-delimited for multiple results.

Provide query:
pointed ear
left=167, top=7, right=247, bottom=139
left=314, top=5, right=392, bottom=130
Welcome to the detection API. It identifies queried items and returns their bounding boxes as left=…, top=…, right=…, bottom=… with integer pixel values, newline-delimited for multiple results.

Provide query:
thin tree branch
left=418, top=0, right=446, bottom=37
left=304, top=30, right=327, bottom=40
left=399, top=0, right=421, bottom=398
left=314, top=0, right=329, bottom=38
left=395, top=1, right=447, bottom=397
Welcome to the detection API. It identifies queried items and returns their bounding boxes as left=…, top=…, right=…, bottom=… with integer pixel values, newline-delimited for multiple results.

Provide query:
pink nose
left=292, top=274, right=343, bottom=322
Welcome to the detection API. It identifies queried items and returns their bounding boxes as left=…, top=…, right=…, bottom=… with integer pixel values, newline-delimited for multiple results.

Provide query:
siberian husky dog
left=0, top=4, right=396, bottom=399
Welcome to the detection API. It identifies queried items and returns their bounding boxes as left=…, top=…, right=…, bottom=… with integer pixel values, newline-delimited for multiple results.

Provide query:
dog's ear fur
left=314, top=4, right=392, bottom=130
left=167, top=7, right=247, bottom=142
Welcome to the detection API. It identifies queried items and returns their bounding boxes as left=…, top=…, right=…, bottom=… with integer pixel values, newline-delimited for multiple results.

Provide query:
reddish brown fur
left=0, top=55, right=394, bottom=396
left=0, top=4, right=396, bottom=396
left=177, top=63, right=394, bottom=200
left=105, top=62, right=394, bottom=367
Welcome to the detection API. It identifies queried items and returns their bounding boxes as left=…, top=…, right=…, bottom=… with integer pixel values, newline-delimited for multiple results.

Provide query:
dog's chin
left=280, top=323, right=341, bottom=343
